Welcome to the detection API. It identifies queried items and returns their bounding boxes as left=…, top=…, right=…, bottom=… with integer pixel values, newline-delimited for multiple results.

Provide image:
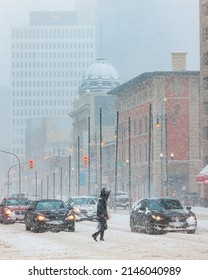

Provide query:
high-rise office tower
left=11, top=11, right=95, bottom=161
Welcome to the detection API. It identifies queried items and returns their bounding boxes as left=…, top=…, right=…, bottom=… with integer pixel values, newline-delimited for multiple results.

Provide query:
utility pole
left=114, top=111, right=119, bottom=213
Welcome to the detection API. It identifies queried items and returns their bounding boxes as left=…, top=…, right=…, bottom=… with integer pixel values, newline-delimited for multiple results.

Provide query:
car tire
left=25, top=223, right=31, bottom=231
left=145, top=222, right=155, bottom=235
left=130, top=217, right=137, bottom=232
left=68, top=226, right=75, bottom=232
left=187, top=229, right=196, bottom=234
left=32, top=225, right=40, bottom=233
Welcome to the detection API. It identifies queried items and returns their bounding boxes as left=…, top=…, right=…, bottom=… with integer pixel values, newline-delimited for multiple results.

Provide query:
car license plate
left=169, top=221, right=183, bottom=227
left=47, top=220, right=63, bottom=225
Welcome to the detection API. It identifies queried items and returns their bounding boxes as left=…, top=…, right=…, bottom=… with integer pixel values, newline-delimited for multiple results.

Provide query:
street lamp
left=0, top=149, right=21, bottom=195
left=155, top=99, right=168, bottom=196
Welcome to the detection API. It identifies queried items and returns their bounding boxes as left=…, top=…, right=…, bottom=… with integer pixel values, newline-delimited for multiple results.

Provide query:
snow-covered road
left=0, top=207, right=208, bottom=260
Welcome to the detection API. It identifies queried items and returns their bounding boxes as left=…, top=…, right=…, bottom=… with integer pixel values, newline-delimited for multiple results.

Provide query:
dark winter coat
left=97, top=188, right=110, bottom=222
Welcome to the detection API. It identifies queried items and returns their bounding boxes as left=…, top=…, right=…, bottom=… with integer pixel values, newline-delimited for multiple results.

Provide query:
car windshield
left=6, top=199, right=30, bottom=206
left=148, top=199, right=183, bottom=211
left=36, top=201, right=67, bottom=210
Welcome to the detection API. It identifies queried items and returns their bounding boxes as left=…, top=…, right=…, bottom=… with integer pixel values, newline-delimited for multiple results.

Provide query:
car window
left=6, top=199, right=20, bottom=206
left=89, top=199, right=96, bottom=205
left=159, top=199, right=183, bottom=210
left=36, top=201, right=67, bottom=210
left=148, top=199, right=183, bottom=211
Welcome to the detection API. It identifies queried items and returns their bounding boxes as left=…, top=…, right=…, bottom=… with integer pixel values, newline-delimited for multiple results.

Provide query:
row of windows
left=119, top=116, right=151, bottom=138
left=12, top=42, right=94, bottom=50
left=12, top=51, right=94, bottom=59
left=12, top=61, right=92, bottom=69
left=12, top=89, right=75, bottom=97
left=12, top=28, right=94, bottom=40
left=120, top=142, right=153, bottom=164
left=12, top=99, right=70, bottom=107
left=117, top=90, right=153, bottom=111
left=12, top=108, right=69, bottom=117
left=12, top=147, right=24, bottom=157
left=12, top=80, right=79, bottom=88
left=12, top=71, right=84, bottom=78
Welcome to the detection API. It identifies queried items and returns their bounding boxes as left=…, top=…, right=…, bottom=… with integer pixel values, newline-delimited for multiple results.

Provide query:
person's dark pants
left=94, top=220, right=107, bottom=240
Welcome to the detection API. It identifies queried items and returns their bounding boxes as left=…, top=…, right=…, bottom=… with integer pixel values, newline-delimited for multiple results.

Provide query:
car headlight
left=186, top=215, right=196, bottom=225
left=35, top=215, right=47, bottom=222
left=73, top=207, right=81, bottom=215
left=152, top=214, right=163, bottom=221
left=4, top=208, right=12, bottom=215
left=66, top=214, right=75, bottom=221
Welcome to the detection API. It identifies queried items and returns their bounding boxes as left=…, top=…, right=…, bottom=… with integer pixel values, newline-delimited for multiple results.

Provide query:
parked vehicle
left=130, top=197, right=197, bottom=234
left=24, top=199, right=75, bottom=233
left=10, top=193, right=29, bottom=198
left=66, top=196, right=98, bottom=221
left=109, top=191, right=130, bottom=209
left=0, top=197, right=31, bottom=224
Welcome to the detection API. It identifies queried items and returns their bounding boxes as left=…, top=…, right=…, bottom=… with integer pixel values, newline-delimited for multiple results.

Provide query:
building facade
left=109, top=64, right=200, bottom=200
left=199, top=0, right=208, bottom=203
left=70, top=58, right=121, bottom=195
left=11, top=11, right=95, bottom=161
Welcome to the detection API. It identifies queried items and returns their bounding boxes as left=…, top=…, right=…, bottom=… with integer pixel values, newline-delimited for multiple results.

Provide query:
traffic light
left=28, top=159, right=34, bottom=169
left=12, top=171, right=16, bottom=179
left=83, top=155, right=88, bottom=165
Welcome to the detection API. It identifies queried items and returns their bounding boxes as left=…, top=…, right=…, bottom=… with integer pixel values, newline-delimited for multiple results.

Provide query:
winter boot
left=92, top=233, right=98, bottom=242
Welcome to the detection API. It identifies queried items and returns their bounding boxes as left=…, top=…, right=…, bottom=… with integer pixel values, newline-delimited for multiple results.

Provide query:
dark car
left=130, top=197, right=197, bottom=234
left=24, top=199, right=75, bottom=233
left=0, top=197, right=31, bottom=224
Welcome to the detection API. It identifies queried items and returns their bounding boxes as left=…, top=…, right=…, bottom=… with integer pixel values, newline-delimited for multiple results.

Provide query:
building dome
left=79, top=58, right=121, bottom=93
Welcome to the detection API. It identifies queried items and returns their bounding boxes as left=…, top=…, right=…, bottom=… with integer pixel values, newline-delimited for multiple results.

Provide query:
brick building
left=108, top=54, right=200, bottom=200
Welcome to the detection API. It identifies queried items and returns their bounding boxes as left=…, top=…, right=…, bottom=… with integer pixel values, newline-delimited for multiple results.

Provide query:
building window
left=204, top=52, right=208, bottom=65
left=203, top=102, right=208, bottom=115
left=133, top=119, right=137, bottom=136
left=204, top=127, right=208, bottom=140
left=139, top=118, right=142, bottom=135
left=144, top=116, right=148, bottom=133
left=139, top=144, right=142, bottom=162
left=203, top=76, right=208, bottom=89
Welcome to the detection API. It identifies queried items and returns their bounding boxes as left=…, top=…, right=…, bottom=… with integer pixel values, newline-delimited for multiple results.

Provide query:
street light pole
left=0, top=149, right=21, bottom=195
left=164, top=105, right=169, bottom=196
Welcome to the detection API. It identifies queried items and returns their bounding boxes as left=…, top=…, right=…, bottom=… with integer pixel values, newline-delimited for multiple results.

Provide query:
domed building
left=79, top=58, right=121, bottom=93
left=70, top=58, right=121, bottom=195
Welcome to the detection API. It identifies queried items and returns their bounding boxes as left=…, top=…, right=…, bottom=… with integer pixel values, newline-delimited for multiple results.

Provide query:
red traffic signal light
left=28, top=159, right=34, bottom=169
left=83, top=155, right=88, bottom=165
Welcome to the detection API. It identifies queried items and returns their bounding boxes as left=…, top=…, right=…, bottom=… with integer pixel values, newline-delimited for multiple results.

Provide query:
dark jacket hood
left=100, top=187, right=111, bottom=201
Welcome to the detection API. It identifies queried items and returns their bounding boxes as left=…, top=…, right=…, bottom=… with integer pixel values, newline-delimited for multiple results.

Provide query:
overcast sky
left=0, top=0, right=200, bottom=151
left=0, top=0, right=76, bottom=86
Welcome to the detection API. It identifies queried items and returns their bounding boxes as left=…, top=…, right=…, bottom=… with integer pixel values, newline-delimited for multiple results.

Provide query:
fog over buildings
left=0, top=0, right=199, bottom=153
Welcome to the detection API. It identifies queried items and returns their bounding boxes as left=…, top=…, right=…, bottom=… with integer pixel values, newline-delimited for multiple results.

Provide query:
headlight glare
left=152, top=214, right=162, bottom=221
left=73, top=207, right=81, bottom=214
left=66, top=214, right=75, bottom=221
left=4, top=208, right=12, bottom=215
left=186, top=215, right=196, bottom=225
left=35, top=215, right=47, bottom=222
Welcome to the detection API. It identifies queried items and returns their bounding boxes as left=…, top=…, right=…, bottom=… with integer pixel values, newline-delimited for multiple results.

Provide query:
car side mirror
left=68, top=204, right=73, bottom=210
left=186, top=206, right=191, bottom=210
left=138, top=206, right=146, bottom=211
